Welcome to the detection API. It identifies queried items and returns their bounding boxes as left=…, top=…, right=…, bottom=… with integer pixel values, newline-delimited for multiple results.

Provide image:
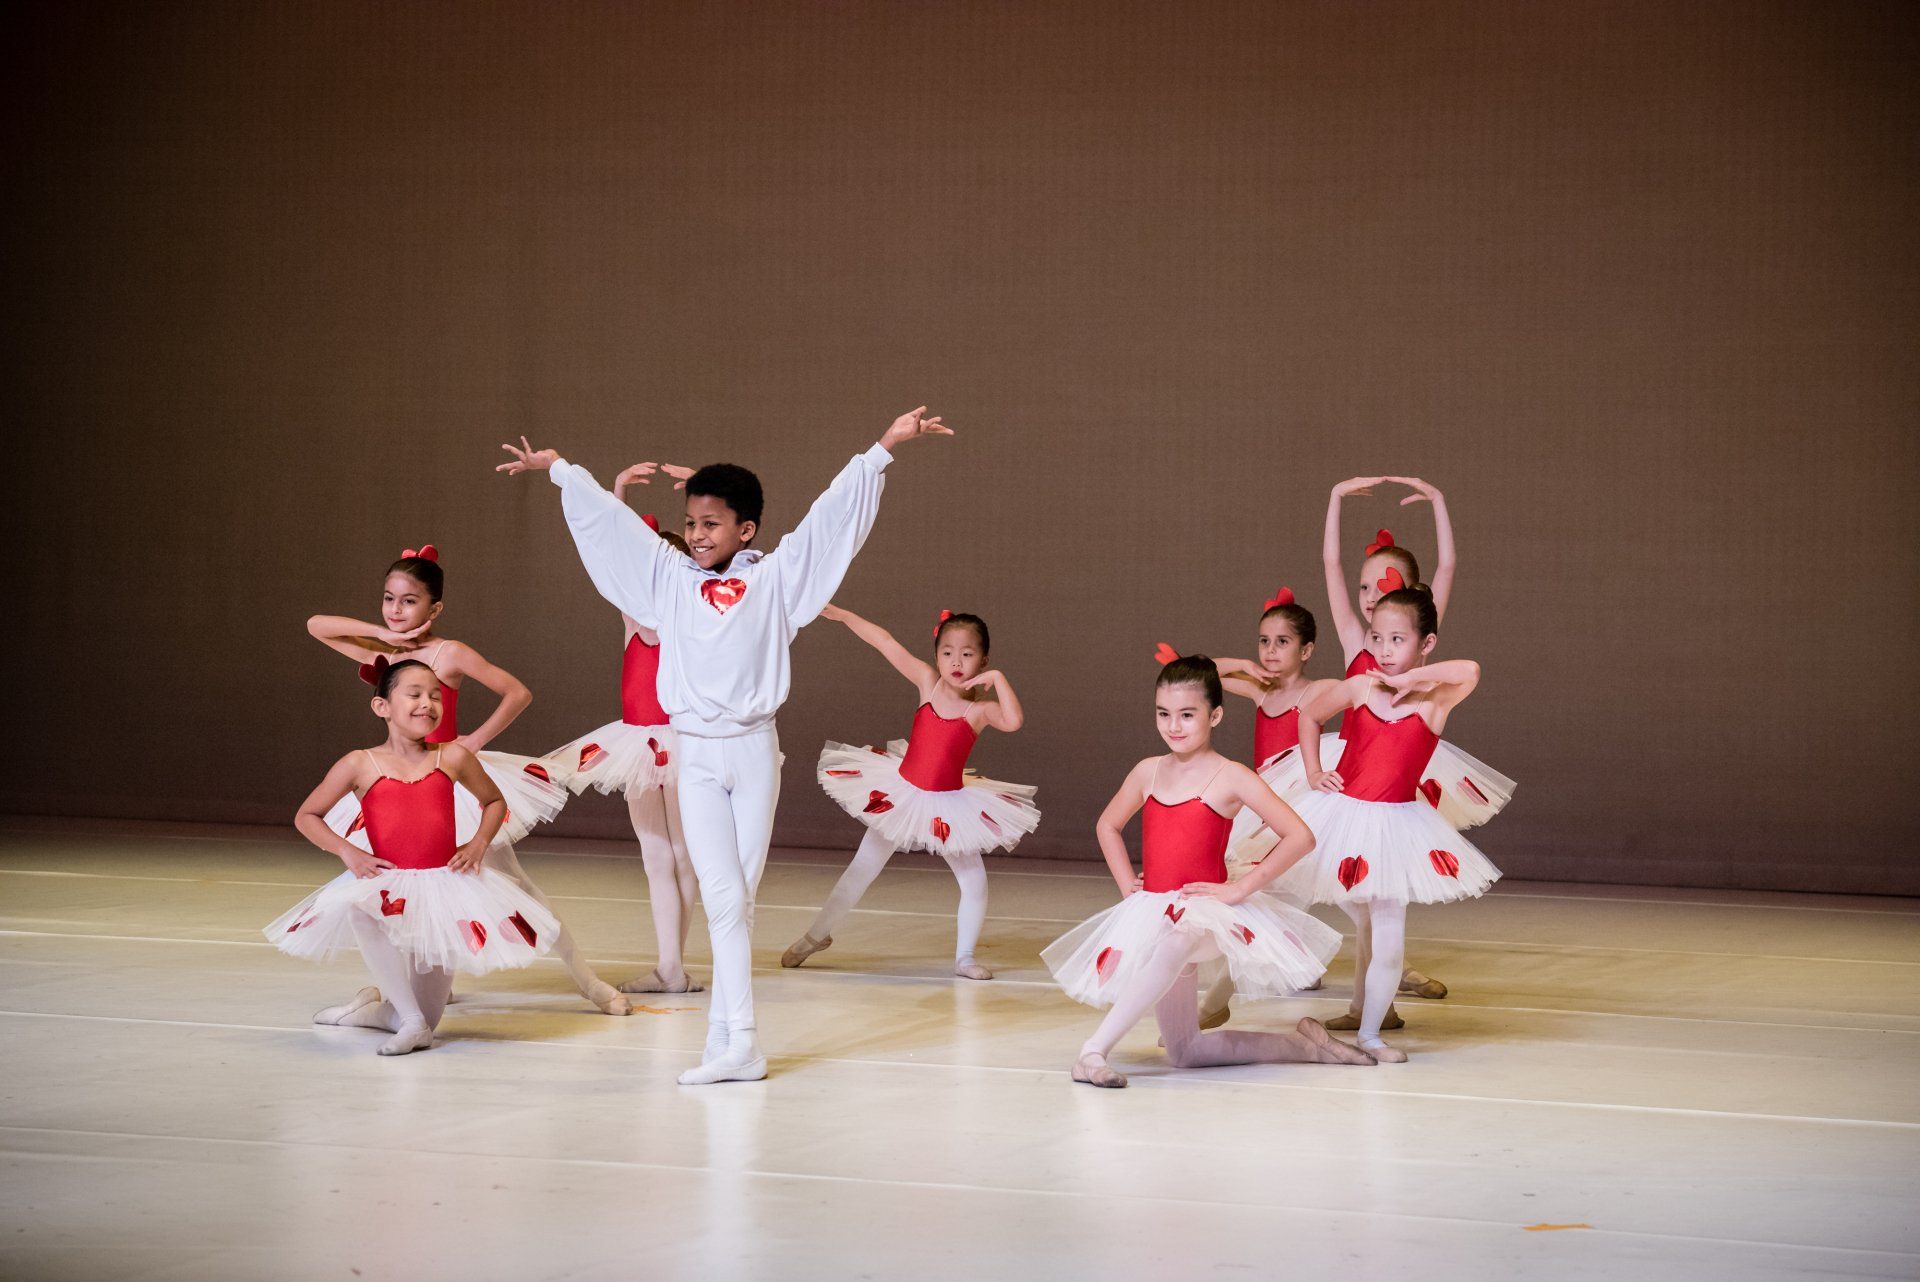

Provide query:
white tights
left=483, top=839, right=609, bottom=999
left=806, top=828, right=989, bottom=964
left=675, top=728, right=782, bottom=1038
left=348, top=913, right=453, bottom=1048
left=1340, top=898, right=1408, bottom=1050
left=627, top=781, right=698, bottom=981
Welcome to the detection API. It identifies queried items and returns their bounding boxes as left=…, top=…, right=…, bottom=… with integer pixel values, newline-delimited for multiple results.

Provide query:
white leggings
left=807, top=828, right=989, bottom=964
left=674, top=727, right=783, bottom=1033
left=349, top=913, right=453, bottom=1030
left=1340, top=898, right=1408, bottom=1043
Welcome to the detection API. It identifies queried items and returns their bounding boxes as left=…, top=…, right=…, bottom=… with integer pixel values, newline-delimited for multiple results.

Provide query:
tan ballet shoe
left=953, top=959, right=993, bottom=981
left=1296, top=1017, right=1377, bottom=1065
left=1324, top=1008, right=1404, bottom=1031
left=1071, top=1052, right=1127, bottom=1089
left=314, top=986, right=382, bottom=1026
left=619, top=969, right=706, bottom=994
left=1198, top=1002, right=1231, bottom=1031
left=585, top=981, right=632, bottom=1016
left=781, top=933, right=831, bottom=968
left=1399, top=968, right=1448, bottom=999
left=1358, top=1037, right=1408, bottom=1063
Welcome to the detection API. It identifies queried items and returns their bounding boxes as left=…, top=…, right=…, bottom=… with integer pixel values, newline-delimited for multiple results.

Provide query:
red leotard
left=1334, top=704, right=1440, bottom=803
left=621, top=633, right=670, bottom=726
left=1140, top=796, right=1233, bottom=892
left=1253, top=705, right=1302, bottom=765
left=1336, top=650, right=1380, bottom=741
left=360, top=763, right=458, bottom=870
left=898, top=703, right=978, bottom=792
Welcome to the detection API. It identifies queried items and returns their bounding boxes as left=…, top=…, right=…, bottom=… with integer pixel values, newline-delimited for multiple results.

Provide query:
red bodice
left=1337, top=650, right=1380, bottom=740
left=621, top=634, right=669, bottom=726
left=1140, top=797, right=1233, bottom=893
left=1335, top=703, right=1440, bottom=803
left=898, top=703, right=978, bottom=792
left=360, top=769, right=458, bottom=870
left=1253, top=705, right=1301, bottom=766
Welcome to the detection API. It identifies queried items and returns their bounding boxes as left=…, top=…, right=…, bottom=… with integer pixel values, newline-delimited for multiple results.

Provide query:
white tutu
left=263, top=866, right=561, bottom=976
left=816, top=740, right=1040, bottom=860
left=1270, top=792, right=1501, bottom=906
left=323, top=751, right=570, bottom=848
left=1042, top=889, right=1341, bottom=1008
left=548, top=721, right=677, bottom=796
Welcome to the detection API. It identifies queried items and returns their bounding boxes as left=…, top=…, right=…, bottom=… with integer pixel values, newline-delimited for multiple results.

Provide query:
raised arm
left=305, top=614, right=429, bottom=664
left=294, top=755, right=393, bottom=879
left=819, top=603, right=934, bottom=689
left=434, top=641, right=532, bottom=753
left=498, top=439, right=674, bottom=629
left=1372, top=659, right=1480, bottom=724
left=963, top=668, right=1025, bottom=733
left=1323, top=477, right=1383, bottom=661
left=1212, top=657, right=1271, bottom=703
left=775, top=408, right=951, bottom=629
left=1386, top=477, right=1456, bottom=623
left=1093, top=760, right=1154, bottom=898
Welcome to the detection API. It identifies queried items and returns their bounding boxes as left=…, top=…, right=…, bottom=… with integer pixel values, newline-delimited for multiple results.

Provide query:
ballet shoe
left=314, top=986, right=382, bottom=1026
left=677, top=1050, right=768, bottom=1085
left=1325, top=1008, right=1403, bottom=1032
left=1071, top=1052, right=1127, bottom=1089
left=377, top=1021, right=435, bottom=1056
left=619, top=969, right=705, bottom=994
left=953, top=959, right=993, bottom=981
left=1198, top=1003, right=1231, bottom=1031
left=1358, top=1037, right=1408, bottom=1064
left=1296, top=1017, right=1377, bottom=1066
left=1399, top=969, right=1448, bottom=999
left=585, top=981, right=632, bottom=1016
left=781, top=933, right=831, bottom=968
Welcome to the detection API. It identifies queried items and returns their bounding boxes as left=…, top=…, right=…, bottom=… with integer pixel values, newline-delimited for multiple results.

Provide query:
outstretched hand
left=497, top=437, right=558, bottom=475
left=880, top=406, right=954, bottom=450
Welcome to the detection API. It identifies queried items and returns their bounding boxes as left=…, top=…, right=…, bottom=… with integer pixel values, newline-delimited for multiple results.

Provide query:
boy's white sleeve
left=549, top=459, right=672, bottom=630
left=772, top=443, right=893, bottom=629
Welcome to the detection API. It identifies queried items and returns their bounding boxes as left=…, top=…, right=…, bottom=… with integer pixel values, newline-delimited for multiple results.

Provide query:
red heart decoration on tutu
left=1152, top=642, right=1179, bottom=666
left=863, top=790, right=894, bottom=815
left=347, top=812, right=366, bottom=836
left=868, top=746, right=888, bottom=756
left=825, top=769, right=861, bottom=778
left=462, top=920, right=488, bottom=952
left=505, top=912, right=538, bottom=946
left=930, top=817, right=951, bottom=843
left=357, top=660, right=381, bottom=685
left=1460, top=777, right=1489, bottom=805
left=1096, top=947, right=1121, bottom=985
left=700, top=578, right=748, bottom=614
left=998, top=793, right=1022, bottom=805
left=1282, top=928, right=1305, bottom=951
left=1418, top=778, right=1442, bottom=808
left=1274, top=747, right=1295, bottom=762
left=379, top=890, right=406, bottom=917
left=1234, top=924, right=1255, bottom=945
left=1337, top=856, right=1369, bottom=890
left=648, top=737, right=670, bottom=768
left=1164, top=903, right=1185, bottom=924
left=979, top=811, right=1002, bottom=836
left=1429, top=849, right=1461, bottom=878
left=287, top=915, right=316, bottom=933
left=1376, top=567, right=1405, bottom=594
left=523, top=762, right=551, bottom=783
left=578, top=743, right=604, bottom=770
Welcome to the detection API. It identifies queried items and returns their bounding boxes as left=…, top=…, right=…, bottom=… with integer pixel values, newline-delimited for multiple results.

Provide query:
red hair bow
left=1263, top=586, right=1295, bottom=610
left=1152, top=642, right=1179, bottom=666
left=932, top=609, right=954, bottom=639
left=358, top=655, right=391, bottom=687
left=402, top=544, right=439, bottom=562
left=1363, top=529, right=1394, bottom=558
left=641, top=514, right=660, bottom=532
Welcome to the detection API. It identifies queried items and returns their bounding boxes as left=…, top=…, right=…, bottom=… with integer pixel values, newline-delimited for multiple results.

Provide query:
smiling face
left=381, top=572, right=441, bottom=633
left=934, top=624, right=987, bottom=692
left=1365, top=603, right=1437, bottom=675
left=1155, top=681, right=1223, bottom=753
left=1256, top=616, right=1313, bottom=678
left=372, top=664, right=444, bottom=741
left=683, top=495, right=757, bottom=572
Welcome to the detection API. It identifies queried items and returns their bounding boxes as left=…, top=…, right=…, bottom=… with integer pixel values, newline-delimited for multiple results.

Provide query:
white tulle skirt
left=1269, top=792, right=1502, bottom=906
left=1041, top=889, right=1341, bottom=1008
left=816, top=740, right=1040, bottom=860
left=323, top=751, right=570, bottom=848
left=547, top=721, right=677, bottom=796
left=263, top=866, right=561, bottom=975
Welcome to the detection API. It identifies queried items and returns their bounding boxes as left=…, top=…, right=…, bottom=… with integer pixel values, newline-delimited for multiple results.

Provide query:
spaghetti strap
left=427, top=639, right=450, bottom=671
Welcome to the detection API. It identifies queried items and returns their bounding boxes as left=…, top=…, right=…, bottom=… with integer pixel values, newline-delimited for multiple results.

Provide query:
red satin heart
left=930, top=817, right=951, bottom=843
left=347, top=812, right=366, bottom=836
left=1376, top=567, right=1405, bottom=594
left=868, top=746, right=889, bottom=756
left=700, top=578, right=748, bottom=614
left=357, top=660, right=381, bottom=685
left=578, top=743, right=604, bottom=770
left=1337, top=856, right=1369, bottom=891
left=1429, top=849, right=1461, bottom=878
left=379, top=890, right=406, bottom=917
left=1460, top=777, right=1489, bottom=805
left=1164, top=903, right=1185, bottom=924
left=523, top=762, right=551, bottom=783
left=287, top=914, right=316, bottom=933
left=1418, top=778, right=1443, bottom=808
left=648, top=737, right=669, bottom=767
left=505, top=912, right=538, bottom=946
left=462, top=920, right=488, bottom=952
left=825, top=769, right=861, bottom=778
left=1152, top=642, right=1179, bottom=666
left=979, top=811, right=1002, bottom=836
left=863, top=791, right=894, bottom=815
left=1234, top=924, right=1255, bottom=945
left=1096, top=947, right=1121, bottom=985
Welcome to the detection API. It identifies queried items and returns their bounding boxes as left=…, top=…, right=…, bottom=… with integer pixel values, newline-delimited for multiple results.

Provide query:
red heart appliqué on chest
left=1418, top=778, right=1442, bottom=808
left=523, top=762, right=551, bottom=783
left=1376, top=567, right=1405, bottom=594
left=930, top=817, right=951, bottom=843
left=700, top=578, right=748, bottom=615
left=504, top=912, right=538, bottom=946
left=462, top=920, right=488, bottom=952
left=1429, top=849, right=1461, bottom=878
left=863, top=790, right=893, bottom=815
left=578, top=743, right=604, bottom=770
left=1337, top=856, right=1369, bottom=890
left=1096, top=947, right=1121, bottom=985
left=379, top=889, right=406, bottom=917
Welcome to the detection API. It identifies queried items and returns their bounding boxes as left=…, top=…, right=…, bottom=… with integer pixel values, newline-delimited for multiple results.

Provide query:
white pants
left=675, top=726, right=782, bottom=1033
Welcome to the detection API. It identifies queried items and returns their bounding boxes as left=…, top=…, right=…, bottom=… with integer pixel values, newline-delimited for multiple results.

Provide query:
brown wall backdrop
left=5, top=2, right=1916, bottom=893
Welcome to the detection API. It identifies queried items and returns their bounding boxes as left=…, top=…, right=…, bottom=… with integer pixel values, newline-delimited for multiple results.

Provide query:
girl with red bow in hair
left=1276, top=587, right=1502, bottom=1062
left=304, top=546, right=633, bottom=1017
left=783, top=607, right=1037, bottom=981
left=1042, top=655, right=1372, bottom=1088
left=544, top=466, right=705, bottom=996
left=266, top=658, right=559, bottom=1055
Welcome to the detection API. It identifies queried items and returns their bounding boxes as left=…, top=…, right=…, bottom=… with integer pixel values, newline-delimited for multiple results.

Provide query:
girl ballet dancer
left=306, top=544, right=633, bottom=1016
left=781, top=606, right=1036, bottom=981
left=1278, top=587, right=1501, bottom=1062
left=546, top=480, right=704, bottom=997
left=266, top=658, right=560, bottom=1055
left=1042, top=655, right=1374, bottom=1088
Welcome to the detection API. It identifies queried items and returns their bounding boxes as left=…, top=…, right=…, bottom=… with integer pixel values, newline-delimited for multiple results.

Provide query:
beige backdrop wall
left=6, top=2, right=1915, bottom=893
